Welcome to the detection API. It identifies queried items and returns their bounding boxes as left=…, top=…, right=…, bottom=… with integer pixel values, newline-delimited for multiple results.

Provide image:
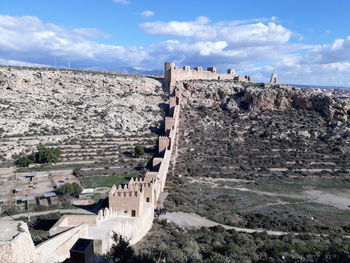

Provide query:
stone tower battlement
left=109, top=182, right=145, bottom=217
left=164, top=62, right=251, bottom=93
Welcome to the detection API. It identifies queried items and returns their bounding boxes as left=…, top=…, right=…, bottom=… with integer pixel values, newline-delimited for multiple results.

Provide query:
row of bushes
left=13, top=146, right=61, bottom=167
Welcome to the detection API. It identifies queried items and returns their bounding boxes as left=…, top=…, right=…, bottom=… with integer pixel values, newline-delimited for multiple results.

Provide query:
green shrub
left=134, top=146, right=145, bottom=158
left=14, top=145, right=61, bottom=167
left=32, top=146, right=61, bottom=164
left=57, top=183, right=82, bottom=197
left=14, top=154, right=33, bottom=167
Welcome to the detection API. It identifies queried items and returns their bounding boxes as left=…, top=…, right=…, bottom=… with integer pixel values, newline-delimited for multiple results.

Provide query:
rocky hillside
left=0, top=66, right=166, bottom=159
left=182, top=81, right=350, bottom=120
left=165, top=80, right=350, bottom=234
left=175, top=81, right=350, bottom=179
left=137, top=80, right=350, bottom=263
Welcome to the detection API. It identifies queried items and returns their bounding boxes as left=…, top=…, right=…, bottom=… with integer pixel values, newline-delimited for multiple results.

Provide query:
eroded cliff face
left=181, top=81, right=350, bottom=121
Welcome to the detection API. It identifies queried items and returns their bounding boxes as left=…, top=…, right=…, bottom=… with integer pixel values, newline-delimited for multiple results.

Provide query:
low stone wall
left=36, top=224, right=88, bottom=263
left=49, top=215, right=98, bottom=236
left=93, top=204, right=155, bottom=254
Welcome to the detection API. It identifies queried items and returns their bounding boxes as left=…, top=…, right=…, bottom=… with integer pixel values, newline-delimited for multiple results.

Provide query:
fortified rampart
left=0, top=62, right=210, bottom=262
left=3, top=64, right=184, bottom=262
left=0, top=61, right=248, bottom=262
left=164, top=62, right=251, bottom=93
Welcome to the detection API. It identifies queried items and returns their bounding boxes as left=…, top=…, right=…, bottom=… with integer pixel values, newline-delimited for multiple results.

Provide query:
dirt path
left=160, top=212, right=288, bottom=236
left=160, top=211, right=350, bottom=239
left=234, top=187, right=350, bottom=211
left=190, top=177, right=350, bottom=211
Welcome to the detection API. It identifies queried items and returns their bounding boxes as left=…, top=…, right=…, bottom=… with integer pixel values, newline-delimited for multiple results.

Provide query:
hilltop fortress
left=0, top=62, right=249, bottom=263
left=164, top=62, right=251, bottom=93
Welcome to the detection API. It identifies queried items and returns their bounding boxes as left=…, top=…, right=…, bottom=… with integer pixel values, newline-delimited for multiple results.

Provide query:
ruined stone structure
left=164, top=62, right=250, bottom=93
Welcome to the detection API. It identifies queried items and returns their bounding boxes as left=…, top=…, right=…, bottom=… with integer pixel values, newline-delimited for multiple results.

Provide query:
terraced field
left=0, top=134, right=157, bottom=209
left=0, top=66, right=166, bottom=213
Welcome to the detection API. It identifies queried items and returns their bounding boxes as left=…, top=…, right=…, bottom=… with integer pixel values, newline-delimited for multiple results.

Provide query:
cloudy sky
left=1, top=0, right=350, bottom=86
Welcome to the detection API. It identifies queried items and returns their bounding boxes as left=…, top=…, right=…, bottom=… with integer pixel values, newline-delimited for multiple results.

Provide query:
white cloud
left=0, top=15, right=150, bottom=68
left=112, top=0, right=129, bottom=4
left=140, top=10, right=155, bottom=17
left=304, top=36, right=350, bottom=64
left=2, top=15, right=350, bottom=86
left=139, top=17, right=291, bottom=47
left=140, top=16, right=211, bottom=37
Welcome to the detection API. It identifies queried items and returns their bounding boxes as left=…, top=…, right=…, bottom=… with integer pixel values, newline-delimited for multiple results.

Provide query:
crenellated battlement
left=164, top=62, right=246, bottom=93
left=104, top=66, right=182, bottom=252
left=109, top=73, right=182, bottom=219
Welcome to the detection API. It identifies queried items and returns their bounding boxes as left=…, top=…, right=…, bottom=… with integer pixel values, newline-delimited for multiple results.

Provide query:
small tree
left=33, top=146, right=61, bottom=164
left=14, top=146, right=61, bottom=167
left=106, top=233, right=153, bottom=263
left=134, top=145, right=145, bottom=158
left=72, top=168, right=82, bottom=177
left=108, top=233, right=134, bottom=262
left=57, top=183, right=82, bottom=197
left=14, top=154, right=33, bottom=167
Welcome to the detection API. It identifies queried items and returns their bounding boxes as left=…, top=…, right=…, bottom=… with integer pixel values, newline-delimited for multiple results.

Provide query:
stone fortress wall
left=1, top=62, right=241, bottom=262
left=32, top=63, right=182, bottom=262
left=164, top=62, right=251, bottom=93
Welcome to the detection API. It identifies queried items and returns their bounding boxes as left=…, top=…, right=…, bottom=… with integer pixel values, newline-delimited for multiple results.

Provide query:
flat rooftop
left=0, top=221, right=23, bottom=241
left=81, top=189, right=94, bottom=194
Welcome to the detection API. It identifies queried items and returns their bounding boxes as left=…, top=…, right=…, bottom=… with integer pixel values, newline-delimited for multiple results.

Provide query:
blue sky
left=1, top=0, right=350, bottom=86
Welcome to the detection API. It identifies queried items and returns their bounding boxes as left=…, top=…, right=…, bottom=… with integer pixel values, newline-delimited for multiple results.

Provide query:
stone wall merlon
left=158, top=136, right=170, bottom=153
left=152, top=157, right=163, bottom=170
left=170, top=97, right=176, bottom=109
left=129, top=177, right=155, bottom=186
left=165, top=117, right=175, bottom=132
left=113, top=190, right=141, bottom=197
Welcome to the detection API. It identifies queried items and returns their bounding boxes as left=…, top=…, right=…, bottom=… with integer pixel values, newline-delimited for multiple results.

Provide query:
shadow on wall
left=149, top=103, right=168, bottom=135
